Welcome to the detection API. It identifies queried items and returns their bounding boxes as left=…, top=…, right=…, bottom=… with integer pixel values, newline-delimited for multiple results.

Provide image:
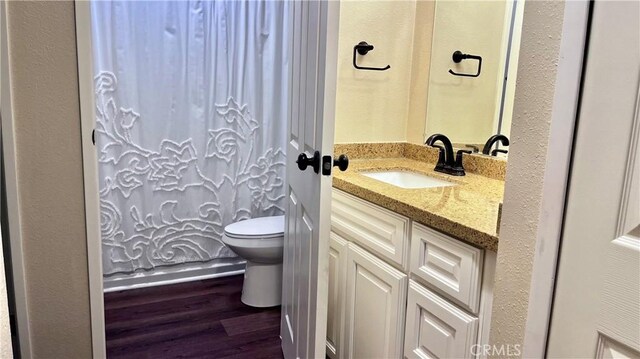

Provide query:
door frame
left=75, top=0, right=107, bottom=358
left=73, top=1, right=340, bottom=358
left=520, top=1, right=592, bottom=357
left=1, top=1, right=33, bottom=357
left=70, top=0, right=595, bottom=358
left=74, top=2, right=106, bottom=358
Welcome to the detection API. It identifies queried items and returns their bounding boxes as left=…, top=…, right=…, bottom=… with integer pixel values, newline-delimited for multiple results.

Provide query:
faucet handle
left=491, top=149, right=508, bottom=156
left=455, top=149, right=472, bottom=163
left=451, top=149, right=472, bottom=176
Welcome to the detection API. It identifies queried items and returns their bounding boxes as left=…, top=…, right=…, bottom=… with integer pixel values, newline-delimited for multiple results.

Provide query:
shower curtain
left=91, top=1, right=289, bottom=276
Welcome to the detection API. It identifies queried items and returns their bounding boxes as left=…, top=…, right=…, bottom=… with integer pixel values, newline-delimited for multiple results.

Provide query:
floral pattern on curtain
left=91, top=1, right=288, bottom=275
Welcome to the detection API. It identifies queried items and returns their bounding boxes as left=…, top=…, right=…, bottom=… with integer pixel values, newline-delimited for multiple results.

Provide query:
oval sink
left=362, top=170, right=456, bottom=189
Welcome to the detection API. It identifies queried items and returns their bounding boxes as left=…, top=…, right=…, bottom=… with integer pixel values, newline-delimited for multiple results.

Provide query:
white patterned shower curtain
left=91, top=1, right=289, bottom=276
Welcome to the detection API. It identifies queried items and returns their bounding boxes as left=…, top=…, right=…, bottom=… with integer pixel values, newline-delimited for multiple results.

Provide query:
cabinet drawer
left=410, top=223, right=483, bottom=313
left=404, top=280, right=478, bottom=359
left=344, top=243, right=408, bottom=359
left=332, top=190, right=410, bottom=268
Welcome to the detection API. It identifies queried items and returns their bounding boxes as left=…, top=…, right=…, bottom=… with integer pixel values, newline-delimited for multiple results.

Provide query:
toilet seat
left=224, top=215, right=285, bottom=239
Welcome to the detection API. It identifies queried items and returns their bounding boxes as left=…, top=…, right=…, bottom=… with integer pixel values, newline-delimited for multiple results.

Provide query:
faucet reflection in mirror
left=482, top=134, right=510, bottom=156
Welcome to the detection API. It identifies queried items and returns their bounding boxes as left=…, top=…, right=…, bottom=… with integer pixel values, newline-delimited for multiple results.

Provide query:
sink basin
left=362, top=170, right=456, bottom=189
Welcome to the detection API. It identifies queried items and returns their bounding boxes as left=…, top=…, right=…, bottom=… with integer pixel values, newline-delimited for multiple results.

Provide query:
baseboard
left=103, top=259, right=246, bottom=293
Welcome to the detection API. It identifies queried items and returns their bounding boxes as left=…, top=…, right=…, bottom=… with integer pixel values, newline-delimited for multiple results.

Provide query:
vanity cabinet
left=328, top=189, right=496, bottom=359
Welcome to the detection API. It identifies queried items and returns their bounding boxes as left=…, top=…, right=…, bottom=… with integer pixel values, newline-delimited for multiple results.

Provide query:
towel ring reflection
left=448, top=50, right=482, bottom=77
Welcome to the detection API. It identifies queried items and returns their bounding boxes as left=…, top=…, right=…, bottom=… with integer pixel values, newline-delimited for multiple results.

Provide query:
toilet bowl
left=221, top=215, right=285, bottom=307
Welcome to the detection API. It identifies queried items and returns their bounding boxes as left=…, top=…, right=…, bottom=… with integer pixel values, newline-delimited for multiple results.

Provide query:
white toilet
left=221, top=215, right=285, bottom=307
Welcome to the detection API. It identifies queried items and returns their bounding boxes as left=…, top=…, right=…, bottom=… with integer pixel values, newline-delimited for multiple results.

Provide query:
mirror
left=424, top=1, right=523, bottom=151
left=333, top=0, right=524, bottom=159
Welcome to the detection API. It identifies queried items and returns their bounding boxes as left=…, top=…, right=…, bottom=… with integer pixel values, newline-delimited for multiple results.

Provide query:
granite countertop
left=332, top=157, right=504, bottom=251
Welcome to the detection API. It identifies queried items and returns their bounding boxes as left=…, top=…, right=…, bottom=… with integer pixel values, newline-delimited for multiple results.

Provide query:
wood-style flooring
left=104, top=275, right=284, bottom=359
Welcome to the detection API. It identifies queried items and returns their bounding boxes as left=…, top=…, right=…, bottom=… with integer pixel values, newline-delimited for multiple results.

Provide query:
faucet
left=425, top=134, right=454, bottom=171
left=425, top=134, right=470, bottom=176
left=482, top=134, right=510, bottom=156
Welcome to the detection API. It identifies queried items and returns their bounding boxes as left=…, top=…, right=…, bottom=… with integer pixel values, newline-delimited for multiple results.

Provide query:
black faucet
left=425, top=134, right=454, bottom=171
left=425, top=134, right=470, bottom=176
left=430, top=144, right=448, bottom=173
left=482, top=134, right=510, bottom=156
left=451, top=149, right=472, bottom=176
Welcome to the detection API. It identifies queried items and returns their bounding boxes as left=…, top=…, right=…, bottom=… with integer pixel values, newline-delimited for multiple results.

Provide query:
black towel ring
left=353, top=41, right=390, bottom=71
left=448, top=50, right=482, bottom=77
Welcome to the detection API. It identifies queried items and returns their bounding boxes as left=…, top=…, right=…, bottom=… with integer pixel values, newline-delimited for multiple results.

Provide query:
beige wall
left=425, top=1, right=509, bottom=145
left=4, top=1, right=92, bottom=357
left=489, top=1, right=566, bottom=354
left=498, top=2, right=525, bottom=140
left=334, top=0, right=433, bottom=144
left=406, top=1, right=435, bottom=145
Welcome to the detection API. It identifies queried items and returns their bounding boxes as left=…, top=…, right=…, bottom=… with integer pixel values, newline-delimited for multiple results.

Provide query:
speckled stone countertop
left=333, top=143, right=505, bottom=251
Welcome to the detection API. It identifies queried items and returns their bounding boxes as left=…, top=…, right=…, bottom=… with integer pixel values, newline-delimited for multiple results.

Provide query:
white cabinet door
left=344, top=243, right=408, bottom=359
left=327, top=232, right=348, bottom=359
left=404, top=280, right=478, bottom=359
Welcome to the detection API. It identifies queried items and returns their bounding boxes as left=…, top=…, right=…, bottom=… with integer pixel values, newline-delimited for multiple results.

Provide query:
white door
left=280, top=1, right=340, bottom=358
left=547, top=2, right=640, bottom=358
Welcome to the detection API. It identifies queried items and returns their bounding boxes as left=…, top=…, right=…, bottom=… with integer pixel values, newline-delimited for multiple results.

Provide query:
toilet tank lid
left=224, top=215, right=285, bottom=238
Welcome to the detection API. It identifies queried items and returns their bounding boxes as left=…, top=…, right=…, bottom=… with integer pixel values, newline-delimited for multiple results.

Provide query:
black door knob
left=297, top=151, right=321, bottom=173
left=333, top=154, right=349, bottom=172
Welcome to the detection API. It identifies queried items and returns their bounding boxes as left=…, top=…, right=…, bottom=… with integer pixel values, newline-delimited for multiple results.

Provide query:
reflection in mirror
left=424, top=0, right=524, bottom=155
left=332, top=0, right=524, bottom=160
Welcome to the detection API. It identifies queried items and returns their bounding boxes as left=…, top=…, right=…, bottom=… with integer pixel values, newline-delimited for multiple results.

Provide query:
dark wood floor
left=105, top=275, right=284, bottom=359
